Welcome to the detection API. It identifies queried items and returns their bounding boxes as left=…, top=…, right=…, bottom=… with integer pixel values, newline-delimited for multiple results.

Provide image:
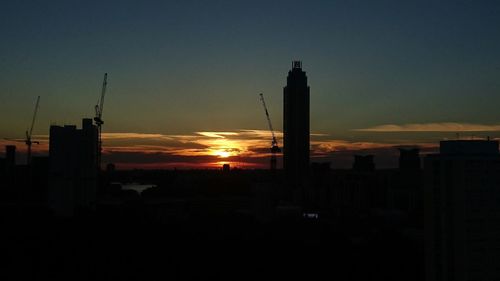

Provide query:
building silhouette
left=283, top=61, right=310, bottom=199
left=48, top=118, right=98, bottom=216
left=4, top=145, right=16, bottom=176
left=5, top=145, right=16, bottom=166
left=424, top=140, right=500, bottom=281
left=399, top=148, right=421, bottom=170
left=352, top=155, right=375, bottom=171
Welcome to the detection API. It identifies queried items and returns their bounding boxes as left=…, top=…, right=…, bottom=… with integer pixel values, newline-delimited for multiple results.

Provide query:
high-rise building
left=283, top=61, right=310, bottom=194
left=424, top=140, right=500, bottom=281
left=48, top=118, right=98, bottom=216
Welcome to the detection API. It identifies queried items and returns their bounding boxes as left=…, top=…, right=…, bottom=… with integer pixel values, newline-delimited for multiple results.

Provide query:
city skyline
left=1, top=1, right=500, bottom=169
left=3, top=2, right=500, bottom=280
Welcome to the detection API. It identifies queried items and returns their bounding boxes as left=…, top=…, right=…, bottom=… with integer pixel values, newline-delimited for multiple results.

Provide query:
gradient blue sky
left=1, top=0, right=500, bottom=167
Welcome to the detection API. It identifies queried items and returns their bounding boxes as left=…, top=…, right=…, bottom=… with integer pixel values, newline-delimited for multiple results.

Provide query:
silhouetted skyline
left=3, top=2, right=500, bottom=280
left=1, top=1, right=500, bottom=169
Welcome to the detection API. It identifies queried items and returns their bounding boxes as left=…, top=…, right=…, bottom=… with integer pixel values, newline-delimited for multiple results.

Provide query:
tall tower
left=283, top=61, right=310, bottom=193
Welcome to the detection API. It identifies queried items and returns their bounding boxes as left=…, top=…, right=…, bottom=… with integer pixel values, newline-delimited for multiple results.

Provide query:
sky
left=1, top=0, right=500, bottom=168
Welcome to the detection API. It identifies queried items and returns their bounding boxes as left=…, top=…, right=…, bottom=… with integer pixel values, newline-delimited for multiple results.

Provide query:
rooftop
left=439, top=140, right=499, bottom=155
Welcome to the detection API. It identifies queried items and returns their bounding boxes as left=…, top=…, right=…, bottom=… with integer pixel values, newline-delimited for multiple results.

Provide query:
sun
left=214, top=150, right=231, bottom=158
left=204, top=138, right=242, bottom=159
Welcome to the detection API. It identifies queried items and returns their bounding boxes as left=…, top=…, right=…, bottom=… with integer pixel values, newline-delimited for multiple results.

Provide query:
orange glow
left=1, top=130, right=446, bottom=169
left=202, top=136, right=245, bottom=158
left=213, top=149, right=231, bottom=158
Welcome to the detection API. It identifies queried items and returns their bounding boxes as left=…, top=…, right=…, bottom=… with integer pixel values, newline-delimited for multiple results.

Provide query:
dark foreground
left=1, top=205, right=423, bottom=281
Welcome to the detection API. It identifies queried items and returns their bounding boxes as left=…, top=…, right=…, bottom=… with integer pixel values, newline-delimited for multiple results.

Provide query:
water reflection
left=120, top=183, right=156, bottom=194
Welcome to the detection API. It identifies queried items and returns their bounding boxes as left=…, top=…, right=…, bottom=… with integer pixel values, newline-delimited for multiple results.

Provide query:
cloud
left=102, top=133, right=167, bottom=140
left=98, top=130, right=441, bottom=169
left=1, top=129, right=444, bottom=169
left=354, top=122, right=500, bottom=132
left=310, top=139, right=437, bottom=156
left=239, top=129, right=284, bottom=138
left=196, top=132, right=239, bottom=138
left=98, top=129, right=326, bottom=168
left=98, top=130, right=273, bottom=168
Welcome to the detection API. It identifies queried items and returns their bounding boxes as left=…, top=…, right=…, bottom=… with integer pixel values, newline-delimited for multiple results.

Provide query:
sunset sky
left=1, top=0, right=500, bottom=168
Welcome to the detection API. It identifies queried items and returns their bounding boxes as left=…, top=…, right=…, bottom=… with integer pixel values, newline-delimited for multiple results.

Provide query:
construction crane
left=26, top=96, right=40, bottom=165
left=94, top=73, right=108, bottom=170
left=259, top=93, right=281, bottom=170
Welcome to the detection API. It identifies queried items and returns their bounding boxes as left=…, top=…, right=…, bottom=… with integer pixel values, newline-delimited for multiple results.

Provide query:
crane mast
left=259, top=93, right=281, bottom=170
left=25, top=96, right=40, bottom=165
left=94, top=73, right=108, bottom=170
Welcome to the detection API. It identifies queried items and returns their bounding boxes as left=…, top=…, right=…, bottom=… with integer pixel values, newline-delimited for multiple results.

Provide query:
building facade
left=424, top=140, right=500, bottom=281
left=283, top=61, right=310, bottom=199
left=48, top=118, right=98, bottom=216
